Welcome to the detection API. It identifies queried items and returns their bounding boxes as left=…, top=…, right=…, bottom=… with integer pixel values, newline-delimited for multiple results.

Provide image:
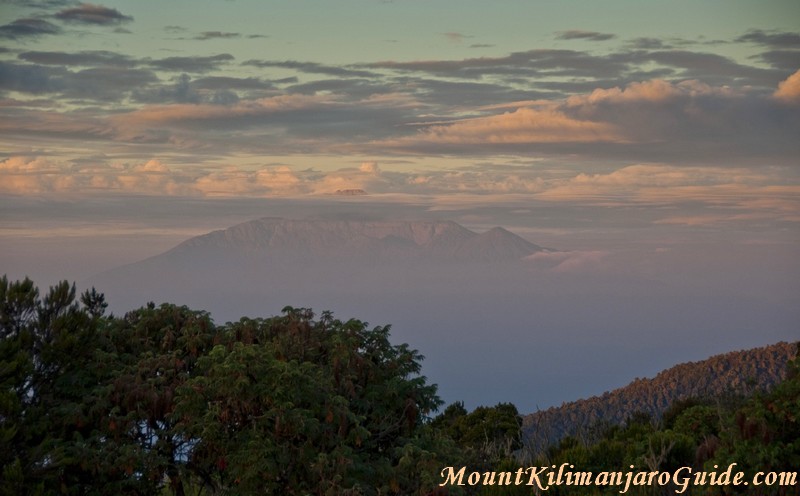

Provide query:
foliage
left=532, top=343, right=800, bottom=495
left=0, top=278, right=446, bottom=495
left=522, top=342, right=797, bottom=454
left=2, top=276, right=797, bottom=496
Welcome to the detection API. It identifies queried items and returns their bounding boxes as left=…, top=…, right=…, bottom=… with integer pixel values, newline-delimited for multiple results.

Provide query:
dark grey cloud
left=18, top=50, right=136, bottom=67
left=754, top=50, right=800, bottom=71
left=243, top=59, right=378, bottom=78
left=194, top=31, right=241, bottom=40
left=0, top=61, right=67, bottom=94
left=627, top=37, right=670, bottom=50
left=132, top=74, right=242, bottom=105
left=556, top=30, right=615, bottom=41
left=62, top=66, right=158, bottom=101
left=285, top=78, right=388, bottom=98
left=625, top=49, right=784, bottom=87
left=569, top=92, right=800, bottom=165
left=363, top=48, right=628, bottom=80
left=736, top=29, right=800, bottom=48
left=130, top=73, right=200, bottom=104
left=469, top=44, right=494, bottom=49
left=0, top=18, right=62, bottom=39
left=55, top=3, right=133, bottom=25
left=191, top=76, right=276, bottom=91
left=147, top=54, right=235, bottom=73
left=393, top=76, right=554, bottom=107
left=0, top=60, right=157, bottom=101
left=362, top=44, right=787, bottom=92
left=274, top=76, right=299, bottom=85
left=2, top=0, right=72, bottom=7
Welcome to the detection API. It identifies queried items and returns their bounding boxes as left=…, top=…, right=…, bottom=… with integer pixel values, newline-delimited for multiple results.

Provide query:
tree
left=1, top=280, right=449, bottom=495
left=0, top=277, right=111, bottom=494
left=173, top=308, right=443, bottom=494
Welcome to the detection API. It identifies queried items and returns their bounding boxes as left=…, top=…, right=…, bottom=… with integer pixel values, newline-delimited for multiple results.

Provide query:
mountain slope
left=133, top=217, right=546, bottom=264
left=522, top=341, right=798, bottom=452
left=87, top=217, right=550, bottom=316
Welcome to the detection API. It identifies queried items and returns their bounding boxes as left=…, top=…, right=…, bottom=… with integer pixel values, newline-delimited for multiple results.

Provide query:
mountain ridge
left=87, top=217, right=552, bottom=316
left=158, top=217, right=547, bottom=263
left=522, top=341, right=798, bottom=453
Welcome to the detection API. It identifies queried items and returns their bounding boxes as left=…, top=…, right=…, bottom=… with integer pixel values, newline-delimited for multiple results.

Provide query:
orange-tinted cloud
left=383, top=106, right=621, bottom=148
left=773, top=69, right=800, bottom=104
left=115, top=94, right=328, bottom=126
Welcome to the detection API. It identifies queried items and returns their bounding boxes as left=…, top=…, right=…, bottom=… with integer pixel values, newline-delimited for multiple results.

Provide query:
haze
left=1, top=1, right=798, bottom=413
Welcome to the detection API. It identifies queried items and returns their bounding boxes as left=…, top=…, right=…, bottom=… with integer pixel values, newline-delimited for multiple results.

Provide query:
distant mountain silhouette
left=522, top=341, right=797, bottom=454
left=148, top=217, right=546, bottom=264
left=88, top=218, right=550, bottom=314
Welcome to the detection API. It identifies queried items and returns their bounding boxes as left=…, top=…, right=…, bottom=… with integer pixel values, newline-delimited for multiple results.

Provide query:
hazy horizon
left=2, top=1, right=798, bottom=412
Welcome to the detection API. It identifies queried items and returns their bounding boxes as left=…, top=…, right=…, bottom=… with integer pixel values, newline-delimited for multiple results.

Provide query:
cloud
left=533, top=163, right=800, bottom=222
left=194, top=166, right=308, bottom=196
left=0, top=156, right=394, bottom=198
left=773, top=69, right=800, bottom=104
left=133, top=158, right=170, bottom=173
left=736, top=29, right=800, bottom=48
left=626, top=37, right=669, bottom=50
left=548, top=78, right=800, bottom=164
left=524, top=250, right=610, bottom=273
left=190, top=76, right=276, bottom=91
left=147, top=54, right=235, bottom=73
left=194, top=31, right=241, bottom=40
left=65, top=67, right=159, bottom=101
left=115, top=93, right=330, bottom=126
left=364, top=46, right=782, bottom=91
left=243, top=59, right=378, bottom=78
left=0, top=18, right=62, bottom=39
left=364, top=48, right=628, bottom=80
left=2, top=157, right=798, bottom=228
left=0, top=61, right=67, bottom=94
left=566, top=78, right=678, bottom=105
left=0, top=60, right=158, bottom=101
left=755, top=49, right=800, bottom=71
left=55, top=3, right=133, bottom=25
left=556, top=30, right=615, bottom=41
left=18, top=50, right=136, bottom=67
left=443, top=32, right=470, bottom=44
left=0, top=156, right=193, bottom=196
left=359, top=161, right=380, bottom=174
left=622, top=50, right=780, bottom=87
left=382, top=106, right=621, bottom=149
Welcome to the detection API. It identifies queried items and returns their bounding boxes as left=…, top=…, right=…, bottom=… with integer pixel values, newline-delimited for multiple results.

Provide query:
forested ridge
left=1, top=277, right=798, bottom=495
left=523, top=342, right=796, bottom=452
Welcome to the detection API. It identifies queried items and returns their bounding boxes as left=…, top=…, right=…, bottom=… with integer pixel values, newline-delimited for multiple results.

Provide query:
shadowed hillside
left=523, top=341, right=797, bottom=453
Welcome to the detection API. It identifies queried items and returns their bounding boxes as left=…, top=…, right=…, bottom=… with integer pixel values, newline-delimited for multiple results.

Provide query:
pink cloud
left=115, top=94, right=330, bottom=126
left=566, top=79, right=739, bottom=108
left=384, top=106, right=621, bottom=147
left=773, top=69, right=800, bottom=104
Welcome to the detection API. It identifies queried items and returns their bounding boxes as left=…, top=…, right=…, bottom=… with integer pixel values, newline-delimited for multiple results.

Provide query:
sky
left=1, top=1, right=799, bottom=411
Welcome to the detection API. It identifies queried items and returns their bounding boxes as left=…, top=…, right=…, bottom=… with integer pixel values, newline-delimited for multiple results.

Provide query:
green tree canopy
left=1, top=279, right=447, bottom=495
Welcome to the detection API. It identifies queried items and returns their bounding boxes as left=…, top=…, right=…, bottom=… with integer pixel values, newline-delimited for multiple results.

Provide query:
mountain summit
left=88, top=218, right=550, bottom=315
left=163, top=217, right=546, bottom=263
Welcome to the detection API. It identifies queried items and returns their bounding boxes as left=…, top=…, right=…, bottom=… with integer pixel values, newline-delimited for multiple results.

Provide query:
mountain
left=87, top=217, right=550, bottom=318
left=162, top=217, right=546, bottom=263
left=522, top=341, right=798, bottom=453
